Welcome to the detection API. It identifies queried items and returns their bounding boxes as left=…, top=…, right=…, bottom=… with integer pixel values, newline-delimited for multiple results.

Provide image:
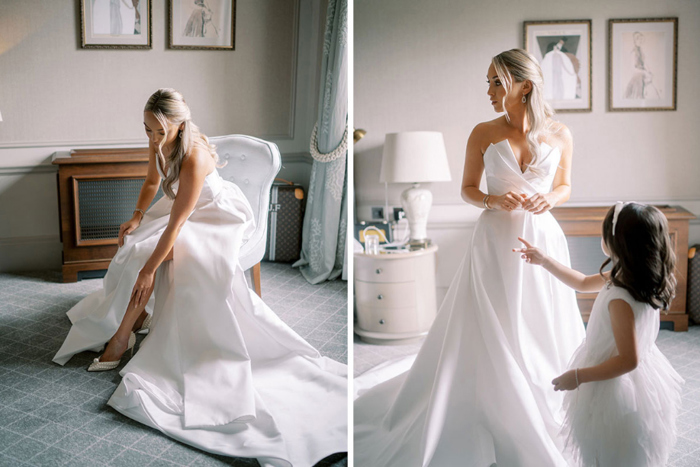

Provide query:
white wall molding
left=0, top=165, right=58, bottom=175
left=282, top=152, right=314, bottom=165
left=358, top=199, right=700, bottom=226
left=0, top=151, right=313, bottom=175
left=0, top=139, right=148, bottom=150
left=0, top=235, right=60, bottom=246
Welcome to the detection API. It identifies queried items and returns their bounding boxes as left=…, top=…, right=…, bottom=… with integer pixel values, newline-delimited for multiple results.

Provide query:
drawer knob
left=375, top=268, right=382, bottom=274
left=379, top=319, right=385, bottom=325
left=377, top=294, right=383, bottom=300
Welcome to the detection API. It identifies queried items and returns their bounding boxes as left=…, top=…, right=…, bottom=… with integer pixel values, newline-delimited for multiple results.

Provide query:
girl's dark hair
left=600, top=203, right=676, bottom=310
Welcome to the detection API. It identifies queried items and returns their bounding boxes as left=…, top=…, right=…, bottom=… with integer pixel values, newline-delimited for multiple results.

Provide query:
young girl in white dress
left=515, top=202, right=683, bottom=467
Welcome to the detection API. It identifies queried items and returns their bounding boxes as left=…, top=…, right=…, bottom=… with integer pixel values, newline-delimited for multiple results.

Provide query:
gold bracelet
left=133, top=208, right=145, bottom=218
left=482, top=195, right=492, bottom=210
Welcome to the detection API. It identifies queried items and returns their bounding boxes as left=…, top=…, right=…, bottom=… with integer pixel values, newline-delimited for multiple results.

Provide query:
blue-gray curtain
left=293, top=0, right=348, bottom=284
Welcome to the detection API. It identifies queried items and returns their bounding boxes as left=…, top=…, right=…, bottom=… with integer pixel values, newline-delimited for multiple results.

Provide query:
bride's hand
left=491, top=192, right=526, bottom=212
left=512, top=237, right=548, bottom=266
left=522, top=192, right=555, bottom=215
left=130, top=269, right=155, bottom=309
left=119, top=215, right=142, bottom=247
left=552, top=369, right=579, bottom=391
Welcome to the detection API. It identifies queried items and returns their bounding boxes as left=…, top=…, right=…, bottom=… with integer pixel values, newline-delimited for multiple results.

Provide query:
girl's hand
left=552, top=369, right=579, bottom=391
left=522, top=192, right=556, bottom=215
left=118, top=215, right=142, bottom=247
left=491, top=192, right=527, bottom=212
left=130, top=269, right=155, bottom=309
left=512, top=237, right=548, bottom=266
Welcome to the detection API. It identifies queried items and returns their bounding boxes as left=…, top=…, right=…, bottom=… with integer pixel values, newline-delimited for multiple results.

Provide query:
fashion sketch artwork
left=524, top=20, right=591, bottom=111
left=609, top=18, right=678, bottom=111
left=80, top=0, right=151, bottom=48
left=183, top=0, right=219, bottom=38
left=170, top=0, right=235, bottom=50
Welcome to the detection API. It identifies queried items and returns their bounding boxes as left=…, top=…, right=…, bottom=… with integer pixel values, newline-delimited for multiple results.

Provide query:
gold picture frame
left=608, top=18, right=678, bottom=111
left=523, top=19, right=592, bottom=112
left=169, top=0, right=236, bottom=50
left=80, top=0, right=152, bottom=49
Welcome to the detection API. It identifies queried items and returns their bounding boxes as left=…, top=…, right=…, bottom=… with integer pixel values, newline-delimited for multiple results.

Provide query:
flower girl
left=515, top=202, right=683, bottom=467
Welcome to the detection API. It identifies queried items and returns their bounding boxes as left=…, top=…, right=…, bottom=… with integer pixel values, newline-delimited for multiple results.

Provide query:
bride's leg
left=99, top=279, right=155, bottom=362
left=131, top=247, right=174, bottom=332
left=101, top=247, right=174, bottom=362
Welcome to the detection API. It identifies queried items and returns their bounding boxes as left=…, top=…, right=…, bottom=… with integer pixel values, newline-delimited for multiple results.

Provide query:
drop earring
left=522, top=95, right=527, bottom=104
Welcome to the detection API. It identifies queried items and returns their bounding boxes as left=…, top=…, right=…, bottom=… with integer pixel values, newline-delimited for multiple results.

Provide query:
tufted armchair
left=210, top=135, right=281, bottom=297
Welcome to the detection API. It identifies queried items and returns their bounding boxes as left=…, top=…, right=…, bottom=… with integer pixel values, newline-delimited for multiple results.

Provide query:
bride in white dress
left=52, top=89, right=347, bottom=467
left=354, top=49, right=586, bottom=466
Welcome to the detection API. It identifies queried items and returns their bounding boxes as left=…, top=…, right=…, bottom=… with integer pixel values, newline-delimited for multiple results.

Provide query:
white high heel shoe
left=136, top=313, right=152, bottom=335
left=87, top=332, right=136, bottom=372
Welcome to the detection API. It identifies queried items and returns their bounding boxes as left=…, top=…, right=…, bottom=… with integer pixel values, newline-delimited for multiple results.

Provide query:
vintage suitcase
left=263, top=179, right=305, bottom=262
left=688, top=245, right=700, bottom=324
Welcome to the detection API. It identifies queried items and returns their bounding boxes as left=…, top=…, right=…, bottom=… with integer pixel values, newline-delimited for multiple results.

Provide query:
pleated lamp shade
left=380, top=131, right=452, bottom=184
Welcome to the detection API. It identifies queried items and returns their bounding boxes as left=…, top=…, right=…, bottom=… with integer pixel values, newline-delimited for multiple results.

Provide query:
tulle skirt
left=562, top=344, right=683, bottom=467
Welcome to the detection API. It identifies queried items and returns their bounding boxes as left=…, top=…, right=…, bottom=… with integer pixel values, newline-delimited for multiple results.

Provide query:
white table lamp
left=380, top=131, right=451, bottom=247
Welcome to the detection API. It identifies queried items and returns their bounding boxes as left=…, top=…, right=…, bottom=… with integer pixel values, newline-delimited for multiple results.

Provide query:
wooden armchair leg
left=252, top=262, right=262, bottom=298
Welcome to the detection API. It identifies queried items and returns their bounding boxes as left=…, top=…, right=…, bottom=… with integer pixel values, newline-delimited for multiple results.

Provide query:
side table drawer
left=355, top=281, right=416, bottom=309
left=355, top=256, right=415, bottom=283
left=355, top=305, right=424, bottom=333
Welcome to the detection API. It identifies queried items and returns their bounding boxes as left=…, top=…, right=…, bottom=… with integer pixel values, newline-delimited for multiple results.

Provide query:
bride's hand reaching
left=119, top=215, right=142, bottom=247
left=512, top=237, right=548, bottom=265
left=131, top=268, right=155, bottom=309
left=490, top=192, right=527, bottom=211
left=522, top=192, right=556, bottom=215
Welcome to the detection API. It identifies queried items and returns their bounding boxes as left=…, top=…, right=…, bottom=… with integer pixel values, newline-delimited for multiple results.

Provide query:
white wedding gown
left=53, top=165, right=347, bottom=467
left=354, top=140, right=586, bottom=467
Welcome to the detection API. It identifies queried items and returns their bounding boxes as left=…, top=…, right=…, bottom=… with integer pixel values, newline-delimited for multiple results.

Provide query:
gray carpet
left=354, top=325, right=700, bottom=466
left=0, top=262, right=347, bottom=467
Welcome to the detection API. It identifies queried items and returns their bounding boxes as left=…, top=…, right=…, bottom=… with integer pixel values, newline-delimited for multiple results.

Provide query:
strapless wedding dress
left=354, top=140, right=586, bottom=467
left=53, top=166, right=347, bottom=467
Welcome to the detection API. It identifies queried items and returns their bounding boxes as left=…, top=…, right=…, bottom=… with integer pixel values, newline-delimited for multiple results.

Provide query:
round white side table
left=354, top=245, right=438, bottom=345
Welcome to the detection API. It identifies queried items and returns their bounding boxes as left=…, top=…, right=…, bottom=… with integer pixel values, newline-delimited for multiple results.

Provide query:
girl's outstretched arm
left=513, top=237, right=606, bottom=293
left=553, top=299, right=638, bottom=391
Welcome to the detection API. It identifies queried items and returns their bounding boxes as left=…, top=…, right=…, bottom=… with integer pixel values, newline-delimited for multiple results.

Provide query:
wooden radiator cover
left=52, top=148, right=162, bottom=282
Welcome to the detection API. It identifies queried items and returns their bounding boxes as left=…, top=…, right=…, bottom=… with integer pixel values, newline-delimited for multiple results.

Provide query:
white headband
left=612, top=201, right=634, bottom=236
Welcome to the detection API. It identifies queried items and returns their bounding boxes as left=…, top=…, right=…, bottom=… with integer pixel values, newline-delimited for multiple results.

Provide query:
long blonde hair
left=492, top=49, right=554, bottom=175
left=144, top=88, right=218, bottom=199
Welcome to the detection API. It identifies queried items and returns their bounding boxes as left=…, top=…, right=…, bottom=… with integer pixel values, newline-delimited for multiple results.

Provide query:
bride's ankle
left=132, top=311, right=148, bottom=331
left=102, top=334, right=129, bottom=359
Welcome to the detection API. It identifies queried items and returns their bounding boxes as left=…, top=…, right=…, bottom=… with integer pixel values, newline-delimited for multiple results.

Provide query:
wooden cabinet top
left=52, top=148, right=149, bottom=165
left=551, top=205, right=695, bottom=222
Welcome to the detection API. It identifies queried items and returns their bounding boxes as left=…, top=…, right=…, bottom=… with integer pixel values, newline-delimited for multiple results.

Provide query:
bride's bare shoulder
left=469, top=117, right=506, bottom=150
left=183, top=143, right=215, bottom=176
left=473, top=117, right=506, bottom=133
left=547, top=120, right=573, bottom=148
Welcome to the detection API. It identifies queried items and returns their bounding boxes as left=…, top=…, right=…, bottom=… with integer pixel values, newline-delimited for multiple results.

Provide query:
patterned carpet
left=354, top=325, right=700, bottom=466
left=0, top=262, right=347, bottom=467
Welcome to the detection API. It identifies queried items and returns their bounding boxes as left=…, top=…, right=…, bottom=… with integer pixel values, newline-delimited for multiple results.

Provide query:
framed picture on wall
left=523, top=20, right=592, bottom=112
left=80, top=0, right=152, bottom=49
left=609, top=18, right=678, bottom=111
left=169, top=0, right=236, bottom=50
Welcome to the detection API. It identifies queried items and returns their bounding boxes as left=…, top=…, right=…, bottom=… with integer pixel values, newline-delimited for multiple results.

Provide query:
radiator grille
left=77, top=178, right=163, bottom=241
left=567, top=236, right=610, bottom=276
